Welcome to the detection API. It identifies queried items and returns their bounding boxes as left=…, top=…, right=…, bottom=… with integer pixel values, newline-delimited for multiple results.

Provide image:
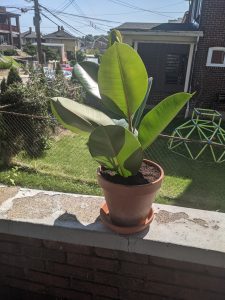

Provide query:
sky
left=3, top=0, right=189, bottom=37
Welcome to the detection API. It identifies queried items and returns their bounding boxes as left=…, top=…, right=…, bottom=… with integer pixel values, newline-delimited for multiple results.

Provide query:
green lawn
left=0, top=131, right=225, bottom=212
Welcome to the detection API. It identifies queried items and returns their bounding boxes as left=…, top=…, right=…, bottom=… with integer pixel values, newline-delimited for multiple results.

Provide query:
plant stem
left=128, top=115, right=132, bottom=132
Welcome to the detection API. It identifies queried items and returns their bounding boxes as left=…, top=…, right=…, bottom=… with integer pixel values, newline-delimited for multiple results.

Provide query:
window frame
left=206, top=47, right=225, bottom=67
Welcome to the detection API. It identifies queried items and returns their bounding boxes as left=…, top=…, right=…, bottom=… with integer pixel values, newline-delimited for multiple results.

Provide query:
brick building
left=190, top=0, right=225, bottom=110
left=116, top=0, right=225, bottom=112
left=0, top=6, right=21, bottom=49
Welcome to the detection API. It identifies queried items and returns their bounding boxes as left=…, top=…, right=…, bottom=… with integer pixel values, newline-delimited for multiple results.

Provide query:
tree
left=23, top=42, right=37, bottom=57
left=7, top=67, right=22, bottom=86
left=42, top=46, right=60, bottom=62
left=75, top=50, right=86, bottom=63
left=0, top=78, right=7, bottom=94
left=67, top=51, right=75, bottom=61
left=85, top=34, right=94, bottom=42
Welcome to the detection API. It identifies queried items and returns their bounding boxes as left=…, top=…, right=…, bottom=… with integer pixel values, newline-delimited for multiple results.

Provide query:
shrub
left=47, top=73, right=85, bottom=103
left=23, top=43, right=37, bottom=57
left=70, top=59, right=76, bottom=67
left=7, top=67, right=22, bottom=86
left=0, top=61, right=12, bottom=69
left=67, top=51, right=75, bottom=60
left=0, top=80, right=52, bottom=166
left=0, top=78, right=7, bottom=94
left=43, top=46, right=60, bottom=61
left=3, top=49, right=17, bottom=56
left=75, top=50, right=86, bottom=63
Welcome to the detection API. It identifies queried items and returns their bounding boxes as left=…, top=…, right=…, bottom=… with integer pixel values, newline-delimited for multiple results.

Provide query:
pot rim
left=97, top=159, right=164, bottom=189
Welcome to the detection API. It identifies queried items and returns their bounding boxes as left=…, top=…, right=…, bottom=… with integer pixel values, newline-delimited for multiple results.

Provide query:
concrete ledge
left=0, top=186, right=224, bottom=268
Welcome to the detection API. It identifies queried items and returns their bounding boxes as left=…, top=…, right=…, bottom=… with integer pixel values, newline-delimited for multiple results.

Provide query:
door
left=137, top=43, right=189, bottom=102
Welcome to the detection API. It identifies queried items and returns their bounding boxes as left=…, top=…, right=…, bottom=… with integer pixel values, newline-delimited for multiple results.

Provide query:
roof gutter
left=119, top=30, right=203, bottom=37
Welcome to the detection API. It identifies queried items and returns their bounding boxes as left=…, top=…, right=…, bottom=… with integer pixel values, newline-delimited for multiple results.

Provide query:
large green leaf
left=133, top=77, right=153, bottom=130
left=79, top=61, right=99, bottom=82
left=98, top=42, right=148, bottom=119
left=88, top=125, right=143, bottom=177
left=74, top=63, right=100, bottom=99
left=138, top=92, right=193, bottom=150
left=51, top=97, right=114, bottom=134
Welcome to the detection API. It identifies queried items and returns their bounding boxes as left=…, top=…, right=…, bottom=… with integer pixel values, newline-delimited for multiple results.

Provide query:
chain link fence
left=0, top=110, right=225, bottom=212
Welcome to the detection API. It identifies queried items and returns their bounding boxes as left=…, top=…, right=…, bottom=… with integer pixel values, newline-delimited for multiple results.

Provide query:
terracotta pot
left=97, top=159, right=164, bottom=227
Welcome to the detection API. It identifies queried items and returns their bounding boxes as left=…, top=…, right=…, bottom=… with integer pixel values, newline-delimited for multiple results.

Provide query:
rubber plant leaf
left=73, top=63, right=100, bottom=99
left=98, top=42, right=148, bottom=119
left=87, top=125, right=143, bottom=177
left=79, top=61, right=99, bottom=82
left=108, top=29, right=123, bottom=47
left=51, top=97, right=114, bottom=134
left=138, top=92, right=193, bottom=150
left=133, top=77, right=153, bottom=130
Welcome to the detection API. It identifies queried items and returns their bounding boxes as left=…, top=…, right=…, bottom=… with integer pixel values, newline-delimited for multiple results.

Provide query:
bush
left=7, top=67, right=22, bottom=86
left=23, top=43, right=37, bottom=57
left=3, top=49, right=17, bottom=56
left=67, top=51, right=75, bottom=60
left=95, top=53, right=102, bottom=63
left=43, top=46, right=60, bottom=61
left=0, top=61, right=12, bottom=69
left=70, top=60, right=76, bottom=67
left=47, top=73, right=85, bottom=103
left=0, top=79, right=52, bottom=166
left=75, top=50, right=86, bottom=63
left=0, top=78, right=7, bottom=94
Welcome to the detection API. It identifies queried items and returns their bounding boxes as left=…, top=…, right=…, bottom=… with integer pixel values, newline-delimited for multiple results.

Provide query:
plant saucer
left=100, top=202, right=154, bottom=235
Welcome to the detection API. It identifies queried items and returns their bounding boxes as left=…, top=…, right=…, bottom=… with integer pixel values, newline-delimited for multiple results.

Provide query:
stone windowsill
left=0, top=185, right=224, bottom=268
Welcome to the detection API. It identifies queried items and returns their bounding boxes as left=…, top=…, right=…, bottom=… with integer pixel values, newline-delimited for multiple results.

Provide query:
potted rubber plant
left=51, top=31, right=193, bottom=234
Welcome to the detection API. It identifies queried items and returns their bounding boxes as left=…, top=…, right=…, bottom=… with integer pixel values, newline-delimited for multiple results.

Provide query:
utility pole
left=33, top=0, right=43, bottom=64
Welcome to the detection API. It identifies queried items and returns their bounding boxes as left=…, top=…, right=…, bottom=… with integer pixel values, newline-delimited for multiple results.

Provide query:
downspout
left=185, top=36, right=199, bottom=118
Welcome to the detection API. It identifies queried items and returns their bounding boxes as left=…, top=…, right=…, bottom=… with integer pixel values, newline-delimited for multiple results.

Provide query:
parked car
left=63, top=70, right=72, bottom=80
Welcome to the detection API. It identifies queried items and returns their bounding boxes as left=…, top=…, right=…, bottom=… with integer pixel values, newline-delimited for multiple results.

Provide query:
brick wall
left=0, top=233, right=224, bottom=300
left=191, top=0, right=225, bottom=108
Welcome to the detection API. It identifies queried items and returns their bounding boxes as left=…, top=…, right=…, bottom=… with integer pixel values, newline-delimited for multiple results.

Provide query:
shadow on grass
left=145, top=136, right=225, bottom=212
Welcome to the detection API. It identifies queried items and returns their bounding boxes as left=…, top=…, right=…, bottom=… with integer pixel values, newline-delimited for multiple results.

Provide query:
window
left=206, top=47, right=225, bottom=67
left=165, top=54, right=187, bottom=85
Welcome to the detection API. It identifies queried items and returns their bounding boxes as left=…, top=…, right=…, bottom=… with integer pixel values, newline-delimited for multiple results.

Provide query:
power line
left=42, top=4, right=115, bottom=33
left=52, top=11, right=108, bottom=33
left=43, top=10, right=90, bottom=28
left=50, top=10, right=121, bottom=24
left=61, top=0, right=76, bottom=12
left=41, top=12, right=60, bottom=28
left=72, top=1, right=86, bottom=16
left=155, top=1, right=185, bottom=10
left=71, top=1, right=106, bottom=33
left=107, top=0, right=173, bottom=18
left=40, top=5, right=85, bottom=36
left=95, top=11, right=185, bottom=16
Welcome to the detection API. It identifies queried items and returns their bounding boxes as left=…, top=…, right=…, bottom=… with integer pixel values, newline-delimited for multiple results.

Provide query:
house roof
left=21, top=30, right=37, bottom=39
left=116, top=22, right=199, bottom=32
left=44, top=28, right=77, bottom=40
left=0, top=11, right=20, bottom=17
